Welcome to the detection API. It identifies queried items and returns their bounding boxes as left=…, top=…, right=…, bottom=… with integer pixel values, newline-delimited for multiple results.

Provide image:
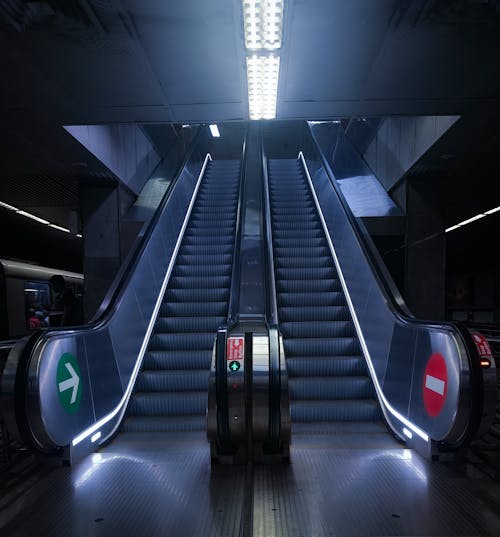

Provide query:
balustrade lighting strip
left=445, top=204, right=500, bottom=233
left=243, top=0, right=284, bottom=120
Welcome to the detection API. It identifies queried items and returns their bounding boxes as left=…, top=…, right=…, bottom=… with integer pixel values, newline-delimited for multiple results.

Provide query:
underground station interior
left=1, top=2, right=500, bottom=536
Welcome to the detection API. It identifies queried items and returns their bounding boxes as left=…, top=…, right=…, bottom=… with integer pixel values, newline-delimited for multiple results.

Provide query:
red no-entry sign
left=227, top=337, right=244, bottom=361
left=423, top=353, right=447, bottom=417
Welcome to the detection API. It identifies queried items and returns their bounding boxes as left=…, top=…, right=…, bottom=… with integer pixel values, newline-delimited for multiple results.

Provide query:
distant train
left=0, top=259, right=83, bottom=339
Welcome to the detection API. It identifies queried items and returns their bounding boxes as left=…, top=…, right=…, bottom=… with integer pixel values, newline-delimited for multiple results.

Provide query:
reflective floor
left=2, top=432, right=500, bottom=536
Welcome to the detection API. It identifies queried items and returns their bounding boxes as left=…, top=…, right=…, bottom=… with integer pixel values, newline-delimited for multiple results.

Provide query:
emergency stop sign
left=423, top=353, right=447, bottom=417
left=472, top=333, right=493, bottom=358
left=227, top=337, right=244, bottom=361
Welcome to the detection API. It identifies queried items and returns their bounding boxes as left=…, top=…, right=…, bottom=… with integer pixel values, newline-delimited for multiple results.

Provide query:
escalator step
left=291, top=400, right=381, bottom=422
left=284, top=337, right=360, bottom=357
left=286, top=355, right=367, bottom=377
left=160, top=301, right=227, bottom=317
left=143, top=350, right=213, bottom=370
left=148, top=332, right=215, bottom=351
left=163, top=288, right=229, bottom=302
left=136, top=370, right=209, bottom=392
left=277, top=278, right=341, bottom=293
left=280, top=320, right=356, bottom=339
left=278, top=305, right=350, bottom=322
left=277, top=291, right=346, bottom=307
left=128, top=392, right=207, bottom=416
left=154, top=316, right=225, bottom=333
left=169, top=275, right=231, bottom=289
left=122, top=415, right=206, bottom=433
left=288, top=376, right=373, bottom=400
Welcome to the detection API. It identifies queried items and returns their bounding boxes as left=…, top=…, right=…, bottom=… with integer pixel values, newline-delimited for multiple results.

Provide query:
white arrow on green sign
left=56, top=352, right=82, bottom=413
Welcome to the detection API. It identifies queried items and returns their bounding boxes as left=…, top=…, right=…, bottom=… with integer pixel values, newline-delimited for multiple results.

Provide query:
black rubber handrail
left=227, top=130, right=248, bottom=329
left=213, top=131, right=247, bottom=453
left=306, top=123, right=458, bottom=329
left=261, top=143, right=282, bottom=450
left=215, top=329, right=231, bottom=452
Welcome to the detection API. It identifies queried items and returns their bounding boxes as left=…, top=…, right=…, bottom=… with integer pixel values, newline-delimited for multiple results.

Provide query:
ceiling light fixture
left=0, top=201, right=19, bottom=211
left=243, top=0, right=284, bottom=50
left=0, top=199, right=80, bottom=236
left=209, top=124, right=220, bottom=137
left=445, top=204, right=500, bottom=233
left=16, top=210, right=50, bottom=225
left=243, top=0, right=284, bottom=120
left=247, top=56, right=280, bottom=120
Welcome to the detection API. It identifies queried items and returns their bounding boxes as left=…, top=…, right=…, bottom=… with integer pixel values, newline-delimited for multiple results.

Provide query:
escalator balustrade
left=122, top=160, right=241, bottom=434
left=267, top=158, right=383, bottom=434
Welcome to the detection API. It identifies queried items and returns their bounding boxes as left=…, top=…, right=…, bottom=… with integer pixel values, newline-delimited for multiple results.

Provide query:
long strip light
left=0, top=199, right=80, bottom=237
left=445, top=204, right=500, bottom=233
left=243, top=1, right=284, bottom=120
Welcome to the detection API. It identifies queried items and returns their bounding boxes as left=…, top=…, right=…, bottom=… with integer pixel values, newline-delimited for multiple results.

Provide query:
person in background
left=49, top=275, right=84, bottom=326
left=27, top=308, right=41, bottom=329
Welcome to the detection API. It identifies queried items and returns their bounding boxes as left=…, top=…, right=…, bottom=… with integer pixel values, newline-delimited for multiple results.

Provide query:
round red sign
left=423, top=353, right=447, bottom=417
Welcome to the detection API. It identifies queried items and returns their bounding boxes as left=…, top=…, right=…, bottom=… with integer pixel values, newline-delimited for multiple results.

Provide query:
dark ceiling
left=0, top=0, right=499, bottom=271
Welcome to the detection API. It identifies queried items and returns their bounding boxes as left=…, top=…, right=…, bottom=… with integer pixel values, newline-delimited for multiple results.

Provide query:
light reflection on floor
left=3, top=432, right=500, bottom=536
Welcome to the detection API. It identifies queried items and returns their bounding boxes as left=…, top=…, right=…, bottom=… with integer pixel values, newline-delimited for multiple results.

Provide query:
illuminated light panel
left=17, top=210, right=50, bottom=225
left=49, top=223, right=71, bottom=233
left=0, top=201, right=18, bottom=211
left=247, top=55, right=280, bottom=120
left=209, top=124, right=220, bottom=138
left=484, top=205, right=500, bottom=215
left=243, top=0, right=284, bottom=50
left=0, top=199, right=82, bottom=237
left=91, top=431, right=102, bottom=443
left=446, top=204, right=500, bottom=233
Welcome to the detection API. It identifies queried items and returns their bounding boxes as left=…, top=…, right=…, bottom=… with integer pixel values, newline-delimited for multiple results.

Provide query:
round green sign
left=228, top=360, right=241, bottom=372
left=56, top=352, right=82, bottom=413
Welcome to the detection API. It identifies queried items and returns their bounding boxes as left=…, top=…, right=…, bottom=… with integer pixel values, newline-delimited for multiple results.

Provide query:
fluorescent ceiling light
left=243, top=0, right=284, bottom=50
left=247, top=55, right=280, bottom=120
left=17, top=210, right=50, bottom=225
left=76, top=233, right=82, bottom=238
left=484, top=206, right=500, bottom=215
left=445, top=204, right=500, bottom=233
left=209, top=124, right=220, bottom=138
left=0, top=201, right=19, bottom=211
left=0, top=199, right=81, bottom=236
left=49, top=223, right=71, bottom=233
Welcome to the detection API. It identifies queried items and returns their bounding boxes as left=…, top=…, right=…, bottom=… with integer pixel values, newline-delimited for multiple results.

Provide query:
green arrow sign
left=229, top=360, right=241, bottom=372
left=56, top=352, right=82, bottom=413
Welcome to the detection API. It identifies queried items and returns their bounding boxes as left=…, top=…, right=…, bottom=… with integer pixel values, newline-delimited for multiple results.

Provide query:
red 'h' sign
left=227, top=337, right=244, bottom=361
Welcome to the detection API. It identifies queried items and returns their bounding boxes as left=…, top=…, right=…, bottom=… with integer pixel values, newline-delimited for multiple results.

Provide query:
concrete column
left=405, top=177, right=446, bottom=320
left=80, top=183, right=134, bottom=321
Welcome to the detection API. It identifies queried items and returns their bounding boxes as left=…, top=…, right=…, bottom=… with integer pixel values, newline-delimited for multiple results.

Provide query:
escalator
left=267, top=158, right=384, bottom=437
left=122, top=159, right=241, bottom=434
